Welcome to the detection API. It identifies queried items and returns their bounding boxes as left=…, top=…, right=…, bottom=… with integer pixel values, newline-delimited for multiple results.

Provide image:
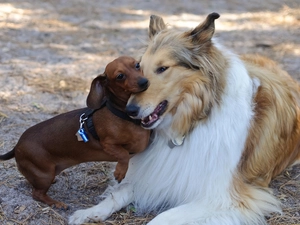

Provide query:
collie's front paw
left=68, top=209, right=103, bottom=225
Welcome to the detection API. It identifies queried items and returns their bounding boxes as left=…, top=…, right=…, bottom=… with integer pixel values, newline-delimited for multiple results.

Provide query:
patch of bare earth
left=0, top=0, right=299, bottom=224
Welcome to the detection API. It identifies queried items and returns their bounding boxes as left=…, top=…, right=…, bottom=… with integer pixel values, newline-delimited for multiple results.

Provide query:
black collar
left=105, top=100, right=141, bottom=125
left=85, top=100, right=141, bottom=140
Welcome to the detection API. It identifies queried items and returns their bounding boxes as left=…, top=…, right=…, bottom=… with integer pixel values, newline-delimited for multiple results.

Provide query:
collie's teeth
left=149, top=115, right=152, bottom=120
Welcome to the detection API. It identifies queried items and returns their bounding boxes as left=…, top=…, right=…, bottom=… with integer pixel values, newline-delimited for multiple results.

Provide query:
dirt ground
left=0, top=0, right=299, bottom=224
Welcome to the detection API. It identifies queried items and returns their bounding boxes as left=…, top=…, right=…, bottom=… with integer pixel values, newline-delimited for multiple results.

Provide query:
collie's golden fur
left=241, top=54, right=300, bottom=186
left=69, top=13, right=300, bottom=225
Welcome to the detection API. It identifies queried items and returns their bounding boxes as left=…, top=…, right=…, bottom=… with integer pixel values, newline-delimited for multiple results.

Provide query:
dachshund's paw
left=52, top=201, right=69, bottom=210
left=114, top=170, right=126, bottom=183
left=114, top=164, right=128, bottom=183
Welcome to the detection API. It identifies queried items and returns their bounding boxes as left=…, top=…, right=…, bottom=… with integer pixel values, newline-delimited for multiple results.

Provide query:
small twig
left=8, top=213, right=34, bottom=225
left=279, top=173, right=300, bottom=190
left=0, top=111, right=8, bottom=118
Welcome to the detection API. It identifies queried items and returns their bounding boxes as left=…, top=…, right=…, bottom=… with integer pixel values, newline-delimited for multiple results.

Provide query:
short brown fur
left=0, top=56, right=150, bottom=209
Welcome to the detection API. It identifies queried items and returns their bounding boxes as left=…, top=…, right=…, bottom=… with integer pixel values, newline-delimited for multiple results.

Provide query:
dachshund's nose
left=138, top=77, right=149, bottom=90
left=126, top=104, right=140, bottom=117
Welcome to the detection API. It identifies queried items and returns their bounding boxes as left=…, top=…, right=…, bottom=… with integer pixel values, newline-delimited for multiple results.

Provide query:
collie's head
left=126, top=13, right=228, bottom=140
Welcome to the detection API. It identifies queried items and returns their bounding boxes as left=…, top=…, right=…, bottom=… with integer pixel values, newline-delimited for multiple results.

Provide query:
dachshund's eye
left=135, top=63, right=140, bottom=70
left=116, top=74, right=125, bottom=80
left=156, top=66, right=169, bottom=74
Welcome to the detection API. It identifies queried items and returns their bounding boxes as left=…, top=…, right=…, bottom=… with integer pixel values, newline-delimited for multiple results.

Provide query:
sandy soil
left=0, top=0, right=299, bottom=224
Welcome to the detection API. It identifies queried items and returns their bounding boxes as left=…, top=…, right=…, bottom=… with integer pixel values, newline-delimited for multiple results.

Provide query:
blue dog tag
left=76, top=113, right=89, bottom=142
left=77, top=128, right=89, bottom=142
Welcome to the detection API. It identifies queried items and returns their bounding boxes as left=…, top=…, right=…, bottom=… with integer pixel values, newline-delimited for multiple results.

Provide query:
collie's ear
left=189, top=12, right=220, bottom=43
left=149, top=15, right=166, bottom=39
left=86, top=74, right=106, bottom=109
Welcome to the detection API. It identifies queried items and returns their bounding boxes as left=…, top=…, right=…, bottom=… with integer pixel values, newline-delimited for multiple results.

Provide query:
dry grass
left=26, top=75, right=89, bottom=94
left=0, top=0, right=299, bottom=224
left=267, top=166, right=300, bottom=225
left=247, top=6, right=300, bottom=26
left=0, top=112, right=8, bottom=123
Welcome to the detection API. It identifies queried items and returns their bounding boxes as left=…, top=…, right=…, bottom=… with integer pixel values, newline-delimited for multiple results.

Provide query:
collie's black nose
left=126, top=104, right=140, bottom=117
left=138, top=77, right=149, bottom=90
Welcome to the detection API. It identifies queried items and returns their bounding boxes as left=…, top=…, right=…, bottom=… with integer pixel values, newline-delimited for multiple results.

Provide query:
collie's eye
left=116, top=74, right=125, bottom=80
left=156, top=67, right=168, bottom=74
left=135, top=63, right=140, bottom=70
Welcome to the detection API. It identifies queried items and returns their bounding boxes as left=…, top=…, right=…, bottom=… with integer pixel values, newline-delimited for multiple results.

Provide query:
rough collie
left=69, top=13, right=300, bottom=225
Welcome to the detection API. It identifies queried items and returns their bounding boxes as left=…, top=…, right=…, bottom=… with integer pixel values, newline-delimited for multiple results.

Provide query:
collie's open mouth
left=141, top=100, right=168, bottom=128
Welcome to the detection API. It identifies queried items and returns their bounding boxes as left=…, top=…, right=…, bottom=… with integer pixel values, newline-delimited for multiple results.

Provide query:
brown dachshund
left=0, top=56, right=150, bottom=209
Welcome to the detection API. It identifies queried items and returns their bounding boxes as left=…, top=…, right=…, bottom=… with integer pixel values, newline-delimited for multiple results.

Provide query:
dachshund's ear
left=86, top=74, right=106, bottom=109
